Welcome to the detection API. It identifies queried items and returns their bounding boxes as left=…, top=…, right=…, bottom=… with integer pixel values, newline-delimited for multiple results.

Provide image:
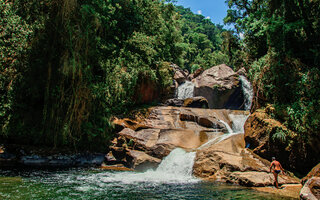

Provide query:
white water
left=239, top=75, right=254, bottom=110
left=229, top=114, right=250, bottom=133
left=198, top=114, right=249, bottom=149
left=99, top=148, right=198, bottom=184
left=218, top=119, right=233, bottom=134
left=176, top=81, right=195, bottom=99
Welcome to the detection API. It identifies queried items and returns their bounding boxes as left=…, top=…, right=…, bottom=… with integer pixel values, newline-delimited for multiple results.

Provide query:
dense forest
left=1, top=0, right=319, bottom=158
left=0, top=0, right=227, bottom=150
left=224, top=0, right=320, bottom=162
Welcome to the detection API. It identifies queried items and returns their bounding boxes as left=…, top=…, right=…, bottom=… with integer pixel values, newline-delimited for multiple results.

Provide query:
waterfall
left=229, top=114, right=250, bottom=133
left=176, top=81, right=195, bottom=99
left=218, top=119, right=233, bottom=134
left=198, top=114, right=249, bottom=149
left=103, top=148, right=198, bottom=184
left=156, top=148, right=195, bottom=177
left=239, top=75, right=253, bottom=110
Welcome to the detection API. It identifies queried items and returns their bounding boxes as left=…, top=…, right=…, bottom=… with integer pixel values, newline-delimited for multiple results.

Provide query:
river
left=0, top=168, right=295, bottom=200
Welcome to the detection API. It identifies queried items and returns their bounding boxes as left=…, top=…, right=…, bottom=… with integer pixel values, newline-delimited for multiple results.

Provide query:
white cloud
left=205, top=16, right=211, bottom=19
left=197, top=10, right=202, bottom=15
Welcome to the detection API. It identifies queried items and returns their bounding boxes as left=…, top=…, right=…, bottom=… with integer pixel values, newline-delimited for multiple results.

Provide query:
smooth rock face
left=193, top=134, right=300, bottom=187
left=107, top=106, right=247, bottom=169
left=193, top=64, right=244, bottom=109
left=300, top=177, right=320, bottom=200
left=300, top=163, right=320, bottom=200
left=127, top=150, right=161, bottom=171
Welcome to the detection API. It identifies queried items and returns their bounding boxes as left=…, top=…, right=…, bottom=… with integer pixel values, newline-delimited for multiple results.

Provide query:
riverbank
left=253, top=184, right=302, bottom=199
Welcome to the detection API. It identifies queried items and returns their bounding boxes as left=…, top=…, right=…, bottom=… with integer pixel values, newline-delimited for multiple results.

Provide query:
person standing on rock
left=270, top=157, right=285, bottom=189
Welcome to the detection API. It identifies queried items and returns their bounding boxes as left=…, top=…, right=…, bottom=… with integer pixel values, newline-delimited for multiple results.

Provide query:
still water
left=0, top=168, right=295, bottom=200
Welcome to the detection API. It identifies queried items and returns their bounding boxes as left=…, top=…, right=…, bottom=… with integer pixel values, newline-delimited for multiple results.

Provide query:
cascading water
left=218, top=120, right=233, bottom=134
left=198, top=114, right=250, bottom=149
left=239, top=75, right=253, bottom=110
left=176, top=81, right=195, bottom=99
left=229, top=114, right=250, bottom=133
left=101, top=148, right=198, bottom=184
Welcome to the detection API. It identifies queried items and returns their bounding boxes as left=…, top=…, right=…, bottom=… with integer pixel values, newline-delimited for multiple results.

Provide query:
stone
left=193, top=64, right=244, bottom=109
left=112, top=118, right=151, bottom=132
left=253, top=184, right=302, bottom=199
left=107, top=106, right=248, bottom=169
left=244, top=109, right=319, bottom=174
left=193, top=67, right=204, bottom=79
left=193, top=134, right=300, bottom=186
left=300, top=163, right=320, bottom=200
left=302, top=163, right=320, bottom=185
left=100, top=164, right=134, bottom=171
left=164, top=98, right=184, bottom=107
left=183, top=96, right=209, bottom=109
left=227, top=171, right=299, bottom=187
left=300, top=177, right=320, bottom=200
left=174, top=70, right=187, bottom=84
left=126, top=150, right=161, bottom=171
left=171, top=64, right=187, bottom=85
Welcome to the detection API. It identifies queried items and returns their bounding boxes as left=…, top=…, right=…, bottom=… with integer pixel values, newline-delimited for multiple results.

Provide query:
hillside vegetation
left=225, top=0, right=320, bottom=165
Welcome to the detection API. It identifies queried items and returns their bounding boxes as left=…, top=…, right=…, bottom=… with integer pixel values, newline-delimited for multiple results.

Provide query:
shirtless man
left=270, top=157, right=285, bottom=189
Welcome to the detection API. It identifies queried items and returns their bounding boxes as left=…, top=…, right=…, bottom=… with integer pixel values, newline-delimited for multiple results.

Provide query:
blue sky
left=175, top=0, right=230, bottom=26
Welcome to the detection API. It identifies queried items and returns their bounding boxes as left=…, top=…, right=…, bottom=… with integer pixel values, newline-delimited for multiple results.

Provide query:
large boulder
left=193, top=64, right=244, bottom=109
left=183, top=96, right=209, bottom=109
left=126, top=150, right=161, bottom=171
left=244, top=109, right=319, bottom=173
left=193, top=134, right=300, bottom=186
left=107, top=106, right=248, bottom=170
left=300, top=163, right=320, bottom=200
left=300, top=177, right=320, bottom=200
left=171, top=64, right=188, bottom=85
left=164, top=98, right=184, bottom=107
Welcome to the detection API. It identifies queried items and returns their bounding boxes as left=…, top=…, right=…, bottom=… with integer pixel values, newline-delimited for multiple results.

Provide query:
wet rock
left=100, top=164, right=134, bottom=171
left=107, top=106, right=248, bottom=169
left=228, top=171, right=299, bottom=187
left=164, top=98, right=184, bottom=107
left=113, top=118, right=151, bottom=132
left=127, top=150, right=161, bottom=171
left=193, top=64, right=244, bottom=109
left=17, top=154, right=105, bottom=167
left=179, top=109, right=227, bottom=131
left=194, top=134, right=300, bottom=186
left=183, top=96, right=209, bottom=109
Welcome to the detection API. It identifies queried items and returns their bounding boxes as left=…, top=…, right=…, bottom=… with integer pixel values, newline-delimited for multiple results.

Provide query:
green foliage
left=226, top=0, right=320, bottom=163
left=175, top=6, right=228, bottom=70
left=0, top=0, right=33, bottom=135
left=0, top=0, right=182, bottom=150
